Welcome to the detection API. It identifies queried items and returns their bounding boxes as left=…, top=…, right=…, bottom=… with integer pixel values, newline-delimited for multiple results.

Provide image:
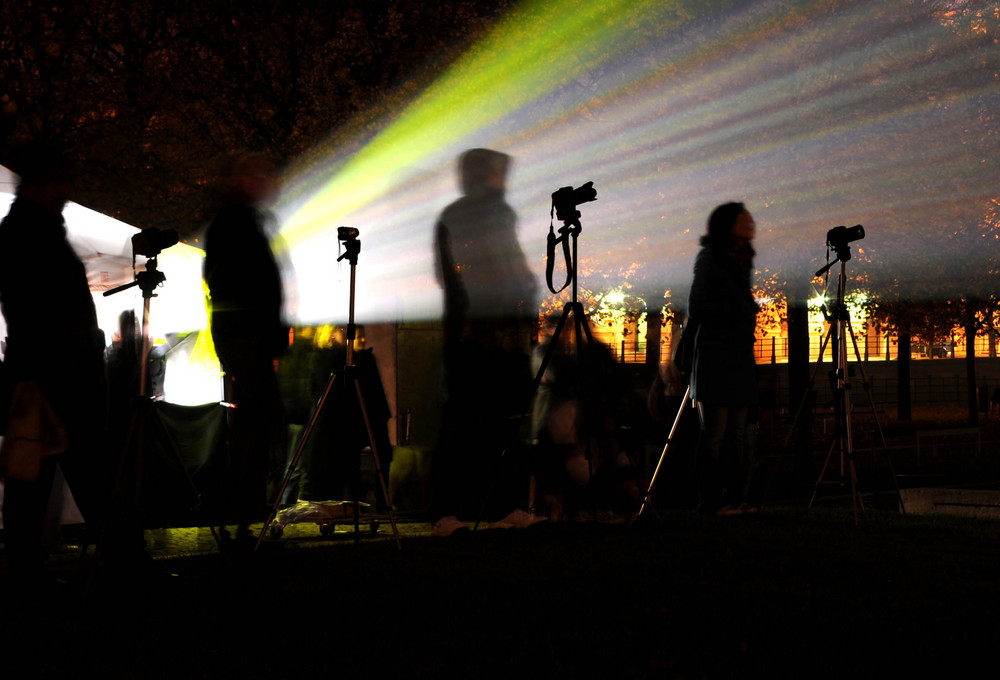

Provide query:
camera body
left=338, top=226, right=360, bottom=241
left=132, top=227, right=179, bottom=258
left=551, top=181, right=597, bottom=223
left=826, top=224, right=864, bottom=250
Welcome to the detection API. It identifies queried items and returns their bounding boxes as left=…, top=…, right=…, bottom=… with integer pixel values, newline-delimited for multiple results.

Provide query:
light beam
left=275, top=0, right=1000, bottom=324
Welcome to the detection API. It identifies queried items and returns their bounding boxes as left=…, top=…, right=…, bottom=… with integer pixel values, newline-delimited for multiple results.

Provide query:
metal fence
left=759, top=369, right=999, bottom=413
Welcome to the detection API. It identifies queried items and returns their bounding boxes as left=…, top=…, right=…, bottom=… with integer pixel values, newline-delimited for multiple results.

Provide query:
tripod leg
left=351, top=376, right=401, bottom=551
left=473, top=304, right=575, bottom=530
left=783, top=326, right=833, bottom=448
left=759, top=326, right=832, bottom=509
left=846, top=320, right=906, bottom=515
left=848, top=454, right=862, bottom=523
left=85, top=398, right=221, bottom=595
left=629, top=385, right=690, bottom=525
left=529, top=304, right=574, bottom=398
left=82, top=401, right=143, bottom=596
left=808, top=438, right=838, bottom=509
left=255, top=371, right=339, bottom=551
left=572, top=300, right=598, bottom=482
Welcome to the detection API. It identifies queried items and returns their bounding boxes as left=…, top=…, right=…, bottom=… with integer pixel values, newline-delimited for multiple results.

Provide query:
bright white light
left=1, top=167, right=220, bottom=405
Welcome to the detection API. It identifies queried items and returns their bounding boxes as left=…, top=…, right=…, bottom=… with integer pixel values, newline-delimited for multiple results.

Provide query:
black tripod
left=534, top=212, right=598, bottom=407
left=256, top=228, right=400, bottom=551
left=89, top=256, right=214, bottom=582
left=476, top=188, right=598, bottom=527
left=787, top=250, right=904, bottom=522
left=629, top=385, right=691, bottom=524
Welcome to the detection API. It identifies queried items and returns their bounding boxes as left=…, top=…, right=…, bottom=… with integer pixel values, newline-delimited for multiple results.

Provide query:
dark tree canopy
left=1, top=0, right=512, bottom=237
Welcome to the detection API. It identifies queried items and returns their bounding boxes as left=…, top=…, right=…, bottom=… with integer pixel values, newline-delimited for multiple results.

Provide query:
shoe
left=431, top=516, right=469, bottom=537
left=220, top=527, right=257, bottom=553
left=487, top=508, right=548, bottom=530
left=715, top=505, right=743, bottom=516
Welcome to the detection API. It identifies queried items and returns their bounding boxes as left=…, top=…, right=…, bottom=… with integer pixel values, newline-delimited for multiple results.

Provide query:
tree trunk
left=645, top=309, right=662, bottom=373
left=897, top=332, right=912, bottom=421
left=787, top=293, right=813, bottom=472
left=787, top=300, right=810, bottom=411
left=965, top=307, right=979, bottom=426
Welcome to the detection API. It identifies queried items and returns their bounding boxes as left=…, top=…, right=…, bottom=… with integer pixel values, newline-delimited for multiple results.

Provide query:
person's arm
left=688, top=248, right=726, bottom=322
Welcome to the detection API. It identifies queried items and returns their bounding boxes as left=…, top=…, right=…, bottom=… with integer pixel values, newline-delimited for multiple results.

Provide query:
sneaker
left=487, top=508, right=548, bottom=530
left=431, top=515, right=469, bottom=537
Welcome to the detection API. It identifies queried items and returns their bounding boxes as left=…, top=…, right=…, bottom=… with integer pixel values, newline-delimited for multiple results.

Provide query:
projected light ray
left=275, top=0, right=999, bottom=324
left=279, top=0, right=672, bottom=248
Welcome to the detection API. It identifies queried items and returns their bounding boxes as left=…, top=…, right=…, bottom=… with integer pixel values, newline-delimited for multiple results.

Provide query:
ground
left=3, top=505, right=999, bottom=678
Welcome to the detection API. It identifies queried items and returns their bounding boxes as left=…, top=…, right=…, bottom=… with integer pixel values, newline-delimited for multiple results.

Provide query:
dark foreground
left=3, top=507, right=999, bottom=679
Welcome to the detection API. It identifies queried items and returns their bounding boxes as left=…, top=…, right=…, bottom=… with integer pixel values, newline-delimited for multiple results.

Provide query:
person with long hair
left=687, top=202, right=759, bottom=515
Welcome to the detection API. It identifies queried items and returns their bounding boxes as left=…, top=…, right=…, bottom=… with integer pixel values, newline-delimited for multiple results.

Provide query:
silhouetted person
left=687, top=202, right=760, bottom=515
left=532, top=334, right=639, bottom=520
left=203, top=154, right=288, bottom=545
left=106, top=310, right=140, bottom=444
left=430, top=148, right=544, bottom=536
left=0, top=144, right=113, bottom=585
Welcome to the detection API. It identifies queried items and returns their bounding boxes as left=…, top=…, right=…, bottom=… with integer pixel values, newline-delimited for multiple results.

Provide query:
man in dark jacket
left=203, top=154, right=288, bottom=543
left=0, top=145, right=111, bottom=582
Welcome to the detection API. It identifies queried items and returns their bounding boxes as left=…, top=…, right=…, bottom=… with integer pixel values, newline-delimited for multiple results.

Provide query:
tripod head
left=815, top=224, right=864, bottom=278
left=546, top=182, right=597, bottom=295
left=336, top=226, right=361, bottom=266
left=103, top=257, right=166, bottom=300
left=551, top=181, right=596, bottom=229
left=104, top=226, right=179, bottom=299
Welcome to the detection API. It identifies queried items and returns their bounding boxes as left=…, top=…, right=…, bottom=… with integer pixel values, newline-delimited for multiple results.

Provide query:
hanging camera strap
left=546, top=209, right=573, bottom=295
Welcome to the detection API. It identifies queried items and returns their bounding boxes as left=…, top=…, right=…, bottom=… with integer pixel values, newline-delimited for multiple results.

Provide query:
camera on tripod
left=822, top=223, right=865, bottom=267
left=132, top=227, right=179, bottom=258
left=338, top=226, right=360, bottom=241
left=826, top=224, right=864, bottom=250
left=551, top=181, right=597, bottom=223
left=337, top=226, right=361, bottom=264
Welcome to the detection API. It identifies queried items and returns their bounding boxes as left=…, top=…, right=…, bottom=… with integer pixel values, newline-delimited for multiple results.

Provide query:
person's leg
left=479, top=346, right=532, bottom=523
left=217, top=340, right=276, bottom=537
left=720, top=407, right=749, bottom=508
left=695, top=403, right=728, bottom=513
left=231, top=356, right=279, bottom=532
left=2, top=458, right=58, bottom=577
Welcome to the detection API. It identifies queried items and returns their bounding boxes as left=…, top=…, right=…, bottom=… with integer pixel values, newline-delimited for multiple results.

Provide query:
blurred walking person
left=430, top=148, right=544, bottom=536
left=0, top=144, right=115, bottom=588
left=204, top=154, right=288, bottom=547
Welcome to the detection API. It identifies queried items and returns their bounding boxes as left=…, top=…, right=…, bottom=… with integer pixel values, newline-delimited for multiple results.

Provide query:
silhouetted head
left=701, top=202, right=754, bottom=251
left=458, top=148, right=509, bottom=195
left=11, top=141, right=74, bottom=215
left=224, top=153, right=279, bottom=205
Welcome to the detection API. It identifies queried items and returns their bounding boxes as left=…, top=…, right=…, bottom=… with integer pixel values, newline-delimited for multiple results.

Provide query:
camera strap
left=546, top=218, right=572, bottom=294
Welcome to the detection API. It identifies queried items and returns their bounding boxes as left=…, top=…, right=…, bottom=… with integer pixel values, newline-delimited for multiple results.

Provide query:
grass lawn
left=4, top=506, right=1000, bottom=678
